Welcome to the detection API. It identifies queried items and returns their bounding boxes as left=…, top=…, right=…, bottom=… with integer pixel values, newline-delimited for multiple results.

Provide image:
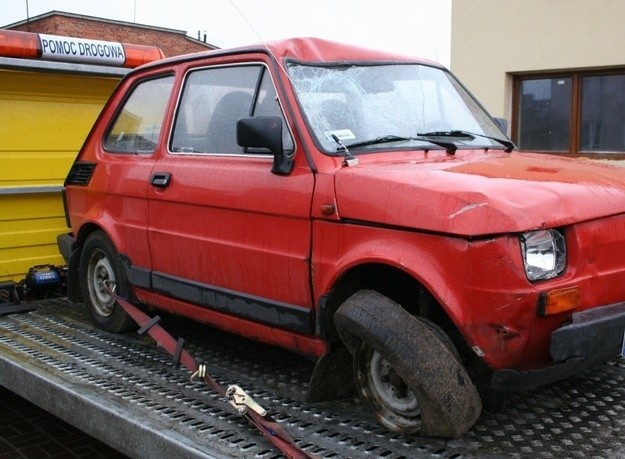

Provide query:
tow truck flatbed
left=0, top=298, right=624, bottom=458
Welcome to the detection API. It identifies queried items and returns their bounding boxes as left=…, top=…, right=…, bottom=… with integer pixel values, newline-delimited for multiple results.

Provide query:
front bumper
left=492, top=301, right=625, bottom=391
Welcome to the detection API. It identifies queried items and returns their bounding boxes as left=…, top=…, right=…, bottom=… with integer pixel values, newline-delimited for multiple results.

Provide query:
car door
left=146, top=63, right=315, bottom=334
left=88, top=74, right=175, bottom=272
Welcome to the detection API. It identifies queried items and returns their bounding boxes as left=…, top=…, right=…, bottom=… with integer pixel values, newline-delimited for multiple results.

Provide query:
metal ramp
left=0, top=298, right=624, bottom=458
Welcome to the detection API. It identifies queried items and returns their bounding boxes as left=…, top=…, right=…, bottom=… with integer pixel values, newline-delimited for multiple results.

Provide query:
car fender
left=311, top=219, right=472, bottom=337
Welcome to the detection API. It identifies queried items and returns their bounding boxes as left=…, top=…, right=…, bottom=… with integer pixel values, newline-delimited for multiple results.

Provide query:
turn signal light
left=539, top=286, right=580, bottom=316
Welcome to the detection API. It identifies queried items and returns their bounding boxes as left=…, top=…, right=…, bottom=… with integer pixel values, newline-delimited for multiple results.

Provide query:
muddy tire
left=334, top=290, right=482, bottom=438
left=79, top=231, right=135, bottom=333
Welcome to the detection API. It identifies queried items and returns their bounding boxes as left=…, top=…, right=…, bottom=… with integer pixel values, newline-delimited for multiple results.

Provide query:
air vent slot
left=66, top=162, right=96, bottom=186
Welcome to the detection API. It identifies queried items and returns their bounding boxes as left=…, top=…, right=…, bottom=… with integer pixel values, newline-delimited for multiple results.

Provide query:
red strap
left=115, top=296, right=317, bottom=459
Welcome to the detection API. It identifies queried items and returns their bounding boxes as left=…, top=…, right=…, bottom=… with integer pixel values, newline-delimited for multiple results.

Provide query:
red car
left=59, top=37, right=625, bottom=438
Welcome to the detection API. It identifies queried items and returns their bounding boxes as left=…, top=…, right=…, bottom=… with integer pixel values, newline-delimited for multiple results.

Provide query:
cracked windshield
left=288, top=63, right=505, bottom=154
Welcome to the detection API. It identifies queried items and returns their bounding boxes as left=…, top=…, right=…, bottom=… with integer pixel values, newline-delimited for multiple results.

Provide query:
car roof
left=135, top=36, right=442, bottom=72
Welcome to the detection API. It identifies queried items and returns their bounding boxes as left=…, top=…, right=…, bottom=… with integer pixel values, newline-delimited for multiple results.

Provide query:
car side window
left=103, top=75, right=174, bottom=154
left=171, top=65, right=293, bottom=154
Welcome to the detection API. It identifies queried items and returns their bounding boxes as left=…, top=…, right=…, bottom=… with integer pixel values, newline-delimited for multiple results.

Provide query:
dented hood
left=334, top=151, right=625, bottom=236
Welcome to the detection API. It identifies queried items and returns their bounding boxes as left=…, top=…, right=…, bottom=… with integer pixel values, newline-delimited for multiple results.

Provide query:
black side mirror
left=237, top=116, right=293, bottom=175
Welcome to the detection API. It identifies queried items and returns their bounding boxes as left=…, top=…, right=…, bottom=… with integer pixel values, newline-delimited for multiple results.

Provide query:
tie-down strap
left=114, top=295, right=317, bottom=459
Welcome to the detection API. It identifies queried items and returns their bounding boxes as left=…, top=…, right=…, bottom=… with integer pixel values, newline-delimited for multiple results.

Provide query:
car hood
left=334, top=151, right=625, bottom=236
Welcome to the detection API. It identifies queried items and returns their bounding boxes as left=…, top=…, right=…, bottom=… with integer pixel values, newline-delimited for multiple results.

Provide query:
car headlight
left=520, top=229, right=566, bottom=281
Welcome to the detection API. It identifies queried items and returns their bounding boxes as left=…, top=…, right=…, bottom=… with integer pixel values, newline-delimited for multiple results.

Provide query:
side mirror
left=237, top=116, right=293, bottom=175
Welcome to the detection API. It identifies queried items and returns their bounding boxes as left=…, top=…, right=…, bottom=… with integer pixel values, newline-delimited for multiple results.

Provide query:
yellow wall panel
left=0, top=68, right=121, bottom=281
left=0, top=193, right=64, bottom=220
left=2, top=98, right=103, bottom=152
left=0, top=245, right=65, bottom=280
left=1, top=152, right=78, bottom=186
left=0, top=70, right=119, bottom=185
left=0, top=193, right=68, bottom=280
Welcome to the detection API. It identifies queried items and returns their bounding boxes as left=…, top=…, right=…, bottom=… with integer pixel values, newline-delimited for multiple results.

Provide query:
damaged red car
left=59, top=37, right=625, bottom=438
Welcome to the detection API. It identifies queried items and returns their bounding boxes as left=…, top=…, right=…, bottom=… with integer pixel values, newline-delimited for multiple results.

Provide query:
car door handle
left=150, top=172, right=171, bottom=188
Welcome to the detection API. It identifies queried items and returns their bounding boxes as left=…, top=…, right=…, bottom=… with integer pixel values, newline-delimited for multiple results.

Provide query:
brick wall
left=10, top=13, right=216, bottom=57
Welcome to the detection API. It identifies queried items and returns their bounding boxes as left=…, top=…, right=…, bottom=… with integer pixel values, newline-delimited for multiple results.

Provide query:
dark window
left=171, top=65, right=293, bottom=154
left=580, top=74, right=625, bottom=152
left=517, top=78, right=571, bottom=151
left=514, top=70, right=625, bottom=156
left=104, top=76, right=174, bottom=154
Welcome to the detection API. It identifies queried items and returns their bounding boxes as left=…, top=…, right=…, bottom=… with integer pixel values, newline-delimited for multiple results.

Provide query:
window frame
left=512, top=68, right=625, bottom=158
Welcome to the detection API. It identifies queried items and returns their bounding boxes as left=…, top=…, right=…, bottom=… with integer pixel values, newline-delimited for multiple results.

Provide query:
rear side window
left=104, top=75, right=174, bottom=154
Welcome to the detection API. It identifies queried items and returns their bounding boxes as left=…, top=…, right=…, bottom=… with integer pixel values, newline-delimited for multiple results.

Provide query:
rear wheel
left=335, top=289, right=482, bottom=438
left=79, top=231, right=135, bottom=332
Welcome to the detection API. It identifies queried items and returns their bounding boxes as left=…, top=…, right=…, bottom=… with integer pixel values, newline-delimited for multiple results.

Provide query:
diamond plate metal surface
left=0, top=298, right=624, bottom=458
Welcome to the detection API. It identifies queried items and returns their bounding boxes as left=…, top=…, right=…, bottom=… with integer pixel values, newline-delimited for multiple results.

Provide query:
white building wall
left=451, top=0, right=625, bottom=120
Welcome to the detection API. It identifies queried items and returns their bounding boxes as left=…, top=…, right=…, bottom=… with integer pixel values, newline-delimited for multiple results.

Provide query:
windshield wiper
left=342, top=135, right=457, bottom=154
left=418, top=130, right=514, bottom=152
left=331, top=133, right=359, bottom=166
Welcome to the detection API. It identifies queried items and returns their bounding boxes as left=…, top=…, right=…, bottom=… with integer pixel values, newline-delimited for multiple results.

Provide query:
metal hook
left=190, top=364, right=207, bottom=383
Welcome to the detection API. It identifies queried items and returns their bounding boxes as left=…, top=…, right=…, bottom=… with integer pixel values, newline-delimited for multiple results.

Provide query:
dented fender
left=312, top=222, right=546, bottom=371
left=312, top=221, right=477, bottom=339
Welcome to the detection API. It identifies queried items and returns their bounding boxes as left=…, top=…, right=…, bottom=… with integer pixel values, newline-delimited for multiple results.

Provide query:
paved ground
left=0, top=386, right=127, bottom=459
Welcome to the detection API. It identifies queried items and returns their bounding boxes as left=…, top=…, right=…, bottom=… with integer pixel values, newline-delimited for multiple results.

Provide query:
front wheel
left=79, top=231, right=135, bottom=332
left=335, top=290, right=482, bottom=438
left=355, top=342, right=421, bottom=432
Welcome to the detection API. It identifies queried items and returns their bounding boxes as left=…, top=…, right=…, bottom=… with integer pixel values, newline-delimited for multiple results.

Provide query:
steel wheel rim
left=87, top=249, right=116, bottom=317
left=369, top=350, right=420, bottom=417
